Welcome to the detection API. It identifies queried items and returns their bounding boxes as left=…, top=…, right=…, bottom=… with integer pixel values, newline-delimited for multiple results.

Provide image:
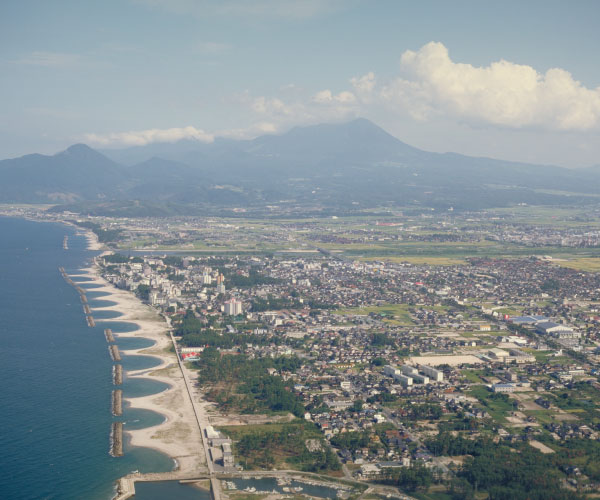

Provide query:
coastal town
left=4, top=205, right=600, bottom=499
left=74, top=207, right=600, bottom=499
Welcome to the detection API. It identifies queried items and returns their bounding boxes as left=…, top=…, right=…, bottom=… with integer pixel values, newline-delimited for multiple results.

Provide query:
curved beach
left=70, top=261, right=207, bottom=477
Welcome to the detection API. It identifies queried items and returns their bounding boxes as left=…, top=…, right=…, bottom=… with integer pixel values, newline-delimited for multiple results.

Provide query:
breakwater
left=109, top=345, right=122, bottom=361
left=105, top=328, right=115, bottom=342
left=59, top=267, right=89, bottom=307
left=83, top=305, right=91, bottom=315
left=114, top=364, right=123, bottom=385
left=111, top=422, right=123, bottom=457
left=87, top=315, right=96, bottom=327
left=112, top=389, right=123, bottom=416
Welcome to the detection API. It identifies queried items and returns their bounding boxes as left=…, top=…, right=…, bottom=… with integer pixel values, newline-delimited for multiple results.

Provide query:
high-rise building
left=224, top=298, right=243, bottom=316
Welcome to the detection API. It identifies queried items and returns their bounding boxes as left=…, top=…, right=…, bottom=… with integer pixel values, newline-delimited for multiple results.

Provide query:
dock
left=111, top=422, right=123, bottom=457
left=112, top=389, right=123, bottom=416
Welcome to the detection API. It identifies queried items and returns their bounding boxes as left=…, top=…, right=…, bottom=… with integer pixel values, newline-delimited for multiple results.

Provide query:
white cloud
left=84, top=126, right=214, bottom=146
left=383, top=41, right=600, bottom=130
left=242, top=43, right=600, bottom=135
left=351, top=72, right=376, bottom=93
left=313, top=89, right=334, bottom=103
left=313, top=89, right=356, bottom=103
left=252, top=97, right=293, bottom=116
left=17, top=51, right=81, bottom=67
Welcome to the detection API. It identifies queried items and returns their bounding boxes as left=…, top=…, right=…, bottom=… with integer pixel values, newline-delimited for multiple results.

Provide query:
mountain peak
left=61, top=143, right=96, bottom=156
left=250, top=117, right=418, bottom=160
left=56, top=144, right=118, bottom=167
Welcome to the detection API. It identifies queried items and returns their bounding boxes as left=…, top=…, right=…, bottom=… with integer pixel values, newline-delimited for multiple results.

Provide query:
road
left=165, top=317, right=221, bottom=500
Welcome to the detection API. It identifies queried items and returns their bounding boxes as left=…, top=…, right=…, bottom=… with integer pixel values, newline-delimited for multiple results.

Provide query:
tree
left=352, top=399, right=364, bottom=412
left=136, top=284, right=151, bottom=301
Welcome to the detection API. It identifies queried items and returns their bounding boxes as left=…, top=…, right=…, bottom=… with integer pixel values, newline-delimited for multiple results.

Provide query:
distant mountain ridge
left=1, top=118, right=599, bottom=211
left=0, top=144, right=125, bottom=203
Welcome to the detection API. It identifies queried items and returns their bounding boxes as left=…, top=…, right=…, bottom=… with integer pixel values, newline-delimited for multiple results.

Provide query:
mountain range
left=1, top=118, right=599, bottom=214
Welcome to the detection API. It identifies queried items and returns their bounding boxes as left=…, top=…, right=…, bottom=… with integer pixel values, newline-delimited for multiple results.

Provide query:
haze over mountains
left=1, top=118, right=599, bottom=214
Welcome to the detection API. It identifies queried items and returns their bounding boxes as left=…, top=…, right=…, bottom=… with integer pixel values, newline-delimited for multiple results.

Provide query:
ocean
left=0, top=217, right=174, bottom=500
left=0, top=216, right=342, bottom=500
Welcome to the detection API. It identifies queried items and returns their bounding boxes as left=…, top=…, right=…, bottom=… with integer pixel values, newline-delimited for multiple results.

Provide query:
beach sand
left=84, top=230, right=103, bottom=251
left=70, top=261, right=207, bottom=477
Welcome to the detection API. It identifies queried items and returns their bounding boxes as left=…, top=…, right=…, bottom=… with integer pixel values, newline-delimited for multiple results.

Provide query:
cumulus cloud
left=85, top=126, right=214, bottom=146
left=351, top=71, right=376, bottom=93
left=313, top=89, right=356, bottom=103
left=384, top=41, right=600, bottom=130
left=243, top=43, right=600, bottom=134
left=252, top=97, right=293, bottom=116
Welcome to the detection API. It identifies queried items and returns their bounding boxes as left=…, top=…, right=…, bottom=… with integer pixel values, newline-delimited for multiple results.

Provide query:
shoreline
left=69, top=250, right=207, bottom=481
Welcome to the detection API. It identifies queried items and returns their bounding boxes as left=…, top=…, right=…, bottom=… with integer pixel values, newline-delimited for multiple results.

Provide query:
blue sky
left=1, top=0, right=599, bottom=167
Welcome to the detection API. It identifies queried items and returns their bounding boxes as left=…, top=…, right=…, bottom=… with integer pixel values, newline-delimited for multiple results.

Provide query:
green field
left=334, top=304, right=414, bottom=325
left=461, top=370, right=486, bottom=383
left=555, top=258, right=600, bottom=272
left=469, top=386, right=516, bottom=423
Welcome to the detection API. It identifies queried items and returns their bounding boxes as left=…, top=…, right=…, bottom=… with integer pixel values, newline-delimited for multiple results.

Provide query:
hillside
left=1, top=119, right=599, bottom=211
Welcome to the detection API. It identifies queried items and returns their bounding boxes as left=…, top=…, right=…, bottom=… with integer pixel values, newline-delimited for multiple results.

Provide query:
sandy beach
left=70, top=257, right=207, bottom=477
left=83, top=229, right=104, bottom=251
left=58, top=221, right=105, bottom=251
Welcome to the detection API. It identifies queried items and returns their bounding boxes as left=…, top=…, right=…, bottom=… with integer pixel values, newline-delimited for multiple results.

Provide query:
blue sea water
left=0, top=217, right=174, bottom=500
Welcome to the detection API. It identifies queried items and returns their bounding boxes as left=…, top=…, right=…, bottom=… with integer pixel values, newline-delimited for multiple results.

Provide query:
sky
left=1, top=0, right=599, bottom=167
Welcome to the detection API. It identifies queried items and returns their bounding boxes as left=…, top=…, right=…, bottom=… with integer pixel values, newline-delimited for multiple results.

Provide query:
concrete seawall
left=86, top=315, right=96, bottom=327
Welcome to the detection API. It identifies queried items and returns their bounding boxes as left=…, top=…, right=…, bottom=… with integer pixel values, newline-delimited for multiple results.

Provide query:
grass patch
left=523, top=410, right=557, bottom=425
left=523, top=349, right=555, bottom=363
left=335, top=304, right=413, bottom=325
left=462, top=370, right=485, bottom=383
left=555, top=258, right=600, bottom=272
left=469, top=386, right=516, bottom=423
